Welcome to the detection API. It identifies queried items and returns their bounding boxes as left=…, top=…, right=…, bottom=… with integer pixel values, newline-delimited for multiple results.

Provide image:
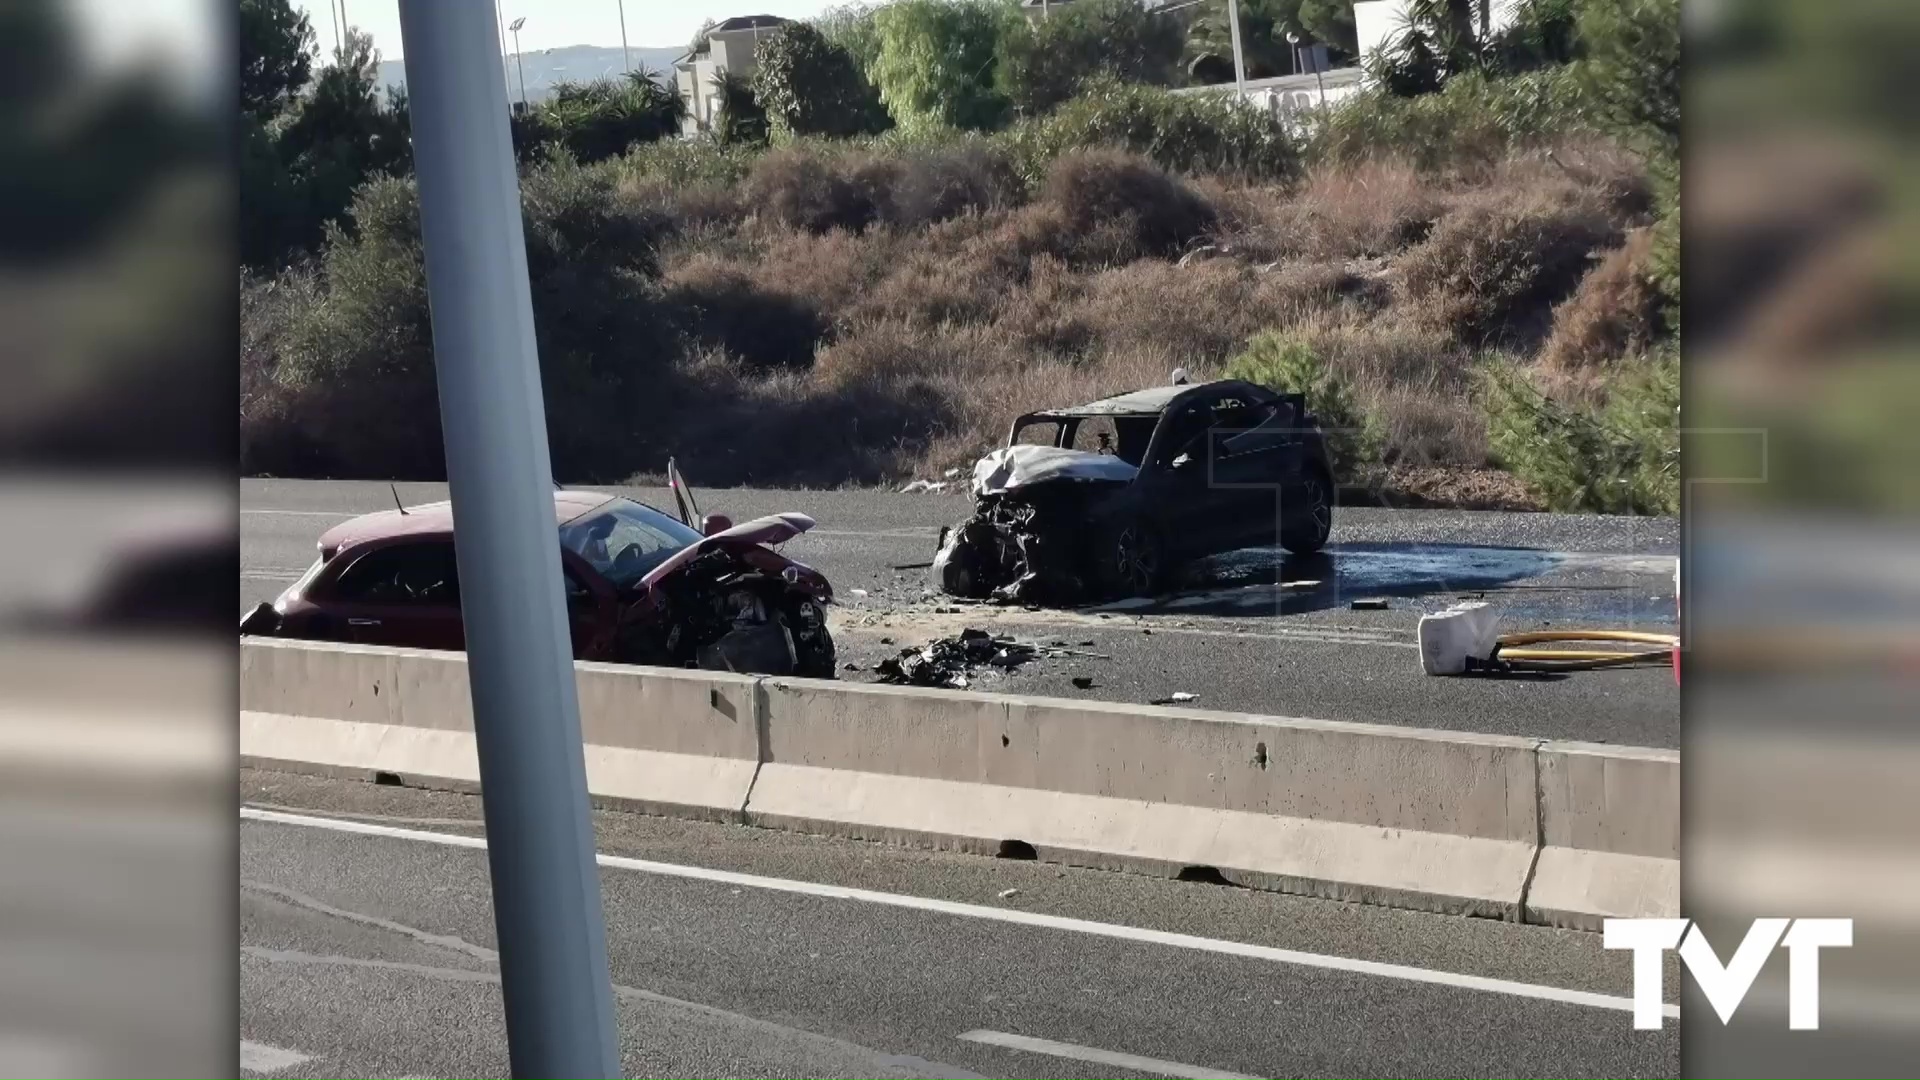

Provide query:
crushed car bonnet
left=638, top=512, right=816, bottom=589
left=971, top=445, right=1139, bottom=498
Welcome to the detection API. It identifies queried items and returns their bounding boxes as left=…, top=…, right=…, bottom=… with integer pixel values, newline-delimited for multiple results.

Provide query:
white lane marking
left=240, top=1039, right=311, bottom=1074
left=242, top=509, right=355, bottom=518
left=242, top=808, right=1678, bottom=1020
left=958, top=1030, right=1254, bottom=1080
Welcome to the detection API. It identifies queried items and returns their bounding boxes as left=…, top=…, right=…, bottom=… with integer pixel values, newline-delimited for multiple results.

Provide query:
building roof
left=711, top=14, right=790, bottom=32
left=676, top=15, right=791, bottom=65
left=317, top=490, right=615, bottom=554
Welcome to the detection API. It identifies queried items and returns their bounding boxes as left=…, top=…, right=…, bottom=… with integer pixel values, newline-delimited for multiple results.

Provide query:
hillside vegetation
left=241, top=0, right=1681, bottom=514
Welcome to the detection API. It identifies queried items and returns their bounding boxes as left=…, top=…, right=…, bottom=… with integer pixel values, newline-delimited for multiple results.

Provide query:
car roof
left=1031, top=379, right=1264, bottom=419
left=318, top=489, right=617, bottom=554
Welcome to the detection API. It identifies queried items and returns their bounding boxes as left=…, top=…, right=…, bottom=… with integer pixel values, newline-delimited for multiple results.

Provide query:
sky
left=295, top=0, right=844, bottom=59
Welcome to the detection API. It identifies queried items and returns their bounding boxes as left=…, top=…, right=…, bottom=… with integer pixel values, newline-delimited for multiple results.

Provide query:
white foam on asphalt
left=240, top=1039, right=311, bottom=1074
left=241, top=807, right=1680, bottom=1021
left=958, top=1029, right=1256, bottom=1079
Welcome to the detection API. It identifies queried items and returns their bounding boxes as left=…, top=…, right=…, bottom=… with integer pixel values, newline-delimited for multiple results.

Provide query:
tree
left=1297, top=0, right=1359, bottom=56
left=1575, top=0, right=1679, bottom=155
left=536, top=74, right=684, bottom=163
left=815, top=3, right=885, bottom=73
left=239, top=0, right=315, bottom=123
left=998, top=0, right=1184, bottom=116
left=1372, top=0, right=1583, bottom=96
left=869, top=0, right=1013, bottom=133
left=271, top=29, right=412, bottom=261
left=752, top=22, right=889, bottom=138
left=710, top=71, right=768, bottom=146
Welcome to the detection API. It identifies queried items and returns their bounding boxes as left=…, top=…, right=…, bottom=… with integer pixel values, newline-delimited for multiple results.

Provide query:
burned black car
left=932, top=378, right=1335, bottom=603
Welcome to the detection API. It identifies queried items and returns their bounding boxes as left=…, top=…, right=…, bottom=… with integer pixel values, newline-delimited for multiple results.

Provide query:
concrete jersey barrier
left=239, top=637, right=1676, bottom=928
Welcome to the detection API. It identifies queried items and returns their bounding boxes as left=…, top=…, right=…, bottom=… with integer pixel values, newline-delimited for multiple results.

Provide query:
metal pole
left=512, top=28, right=529, bottom=109
left=393, top=4, right=620, bottom=1078
left=618, top=0, right=631, bottom=72
left=497, top=0, right=512, bottom=100
left=1226, top=0, right=1248, bottom=98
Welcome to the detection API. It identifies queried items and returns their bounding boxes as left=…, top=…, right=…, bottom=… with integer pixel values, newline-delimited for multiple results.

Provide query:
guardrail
left=240, top=637, right=1675, bottom=929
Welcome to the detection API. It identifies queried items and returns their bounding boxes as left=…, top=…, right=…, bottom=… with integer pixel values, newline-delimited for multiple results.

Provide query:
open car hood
left=638, top=512, right=816, bottom=589
left=973, top=445, right=1139, bottom=498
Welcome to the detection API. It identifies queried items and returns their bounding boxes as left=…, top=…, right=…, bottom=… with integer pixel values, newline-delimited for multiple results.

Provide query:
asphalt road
left=241, top=479, right=1679, bottom=747
left=239, top=769, right=1679, bottom=1079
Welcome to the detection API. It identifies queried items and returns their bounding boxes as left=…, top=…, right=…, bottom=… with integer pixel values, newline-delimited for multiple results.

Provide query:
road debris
left=873, top=628, right=1105, bottom=690
left=1351, top=598, right=1390, bottom=610
left=1071, top=676, right=1096, bottom=690
left=900, top=479, right=950, bottom=494
left=1150, top=692, right=1199, bottom=705
left=997, top=888, right=1020, bottom=900
left=850, top=588, right=869, bottom=598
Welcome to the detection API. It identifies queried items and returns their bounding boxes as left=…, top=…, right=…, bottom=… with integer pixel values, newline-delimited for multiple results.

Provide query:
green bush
left=263, top=162, right=678, bottom=481
left=1311, top=67, right=1588, bottom=172
left=1003, top=79, right=1300, bottom=186
left=532, top=75, right=683, bottom=164
left=1480, top=350, right=1678, bottom=514
left=753, top=22, right=890, bottom=138
left=1224, top=331, right=1381, bottom=475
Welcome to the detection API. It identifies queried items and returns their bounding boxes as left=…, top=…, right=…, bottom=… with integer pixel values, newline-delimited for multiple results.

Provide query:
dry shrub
left=1257, top=261, right=1390, bottom=316
left=884, top=141, right=1025, bottom=228
left=1398, top=183, right=1620, bottom=346
left=747, top=226, right=901, bottom=327
left=1539, top=227, right=1664, bottom=371
left=1038, top=149, right=1216, bottom=265
left=1367, top=382, right=1488, bottom=466
left=744, top=145, right=889, bottom=233
left=1069, top=260, right=1262, bottom=365
left=1256, top=161, right=1445, bottom=261
left=989, top=254, right=1093, bottom=356
left=851, top=249, right=1012, bottom=329
left=663, top=253, right=829, bottom=370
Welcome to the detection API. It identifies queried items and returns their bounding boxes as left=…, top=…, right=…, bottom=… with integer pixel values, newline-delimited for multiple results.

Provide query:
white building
left=672, top=14, right=791, bottom=137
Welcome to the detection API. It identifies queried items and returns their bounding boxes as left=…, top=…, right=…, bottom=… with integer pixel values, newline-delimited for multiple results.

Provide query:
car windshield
left=559, top=498, right=703, bottom=587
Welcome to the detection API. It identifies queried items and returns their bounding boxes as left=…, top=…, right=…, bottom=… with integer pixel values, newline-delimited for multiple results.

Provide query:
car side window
left=331, top=542, right=461, bottom=605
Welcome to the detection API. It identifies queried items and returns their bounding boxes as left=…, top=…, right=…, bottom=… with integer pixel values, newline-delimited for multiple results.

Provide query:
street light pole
left=509, top=16, right=529, bottom=110
left=394, top=2, right=620, bottom=1078
left=618, top=0, right=631, bottom=73
left=1226, top=0, right=1248, bottom=99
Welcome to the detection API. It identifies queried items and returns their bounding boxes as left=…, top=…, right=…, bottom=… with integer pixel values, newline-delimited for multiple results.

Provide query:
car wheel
left=1281, top=468, right=1334, bottom=555
left=1104, top=519, right=1167, bottom=598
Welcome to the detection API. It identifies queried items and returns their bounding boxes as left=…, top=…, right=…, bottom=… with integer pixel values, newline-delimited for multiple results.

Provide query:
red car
left=241, top=470, right=835, bottom=677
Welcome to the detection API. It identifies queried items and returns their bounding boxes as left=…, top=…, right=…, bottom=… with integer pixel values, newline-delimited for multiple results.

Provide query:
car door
left=311, top=540, right=467, bottom=652
left=560, top=552, right=620, bottom=660
left=1137, top=400, right=1239, bottom=559
left=1209, top=394, right=1306, bottom=551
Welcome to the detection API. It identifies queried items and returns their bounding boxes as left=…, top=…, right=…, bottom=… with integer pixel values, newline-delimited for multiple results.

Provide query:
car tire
left=1281, top=467, right=1334, bottom=555
left=1102, top=518, right=1168, bottom=599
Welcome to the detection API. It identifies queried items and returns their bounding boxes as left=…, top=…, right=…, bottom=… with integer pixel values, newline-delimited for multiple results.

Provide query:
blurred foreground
left=1686, top=0, right=1920, bottom=1075
left=0, top=0, right=232, bottom=1075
